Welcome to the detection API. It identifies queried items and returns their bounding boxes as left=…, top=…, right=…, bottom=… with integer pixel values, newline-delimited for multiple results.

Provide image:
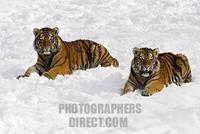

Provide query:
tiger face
left=33, top=27, right=60, bottom=55
left=132, top=47, right=159, bottom=77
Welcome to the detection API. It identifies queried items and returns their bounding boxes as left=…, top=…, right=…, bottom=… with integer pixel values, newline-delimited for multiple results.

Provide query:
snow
left=0, top=0, right=200, bottom=133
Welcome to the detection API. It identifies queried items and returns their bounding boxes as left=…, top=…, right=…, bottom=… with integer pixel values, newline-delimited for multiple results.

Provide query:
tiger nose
left=43, top=48, right=50, bottom=52
left=143, top=66, right=150, bottom=71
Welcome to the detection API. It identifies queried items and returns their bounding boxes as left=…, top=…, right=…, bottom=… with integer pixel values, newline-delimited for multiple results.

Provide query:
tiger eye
left=50, top=37, right=54, bottom=43
left=139, top=53, right=144, bottom=60
left=39, top=34, right=44, bottom=40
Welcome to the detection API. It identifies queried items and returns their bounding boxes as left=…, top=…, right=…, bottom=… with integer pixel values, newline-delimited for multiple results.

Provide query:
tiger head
left=33, top=27, right=61, bottom=55
left=132, top=47, right=159, bottom=77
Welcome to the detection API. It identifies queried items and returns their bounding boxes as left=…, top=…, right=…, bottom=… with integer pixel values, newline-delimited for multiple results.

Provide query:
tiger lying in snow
left=123, top=47, right=192, bottom=96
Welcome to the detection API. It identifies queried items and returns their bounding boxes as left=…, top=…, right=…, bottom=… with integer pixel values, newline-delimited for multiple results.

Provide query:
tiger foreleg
left=17, top=65, right=36, bottom=79
left=142, top=82, right=164, bottom=96
left=123, top=80, right=136, bottom=95
left=43, top=69, right=58, bottom=80
left=43, top=61, right=72, bottom=80
left=43, top=67, right=72, bottom=80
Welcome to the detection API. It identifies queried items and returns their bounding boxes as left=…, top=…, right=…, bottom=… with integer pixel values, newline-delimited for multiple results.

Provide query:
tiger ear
left=53, top=27, right=59, bottom=35
left=132, top=47, right=140, bottom=55
left=153, top=48, right=159, bottom=56
left=33, top=28, right=40, bottom=36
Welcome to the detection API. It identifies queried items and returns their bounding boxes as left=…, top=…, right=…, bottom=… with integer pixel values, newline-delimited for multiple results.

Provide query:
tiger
left=123, top=47, right=192, bottom=96
left=17, top=27, right=119, bottom=80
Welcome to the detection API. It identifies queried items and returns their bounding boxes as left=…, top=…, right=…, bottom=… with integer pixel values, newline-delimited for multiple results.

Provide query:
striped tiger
left=123, top=47, right=192, bottom=96
left=17, top=27, right=119, bottom=80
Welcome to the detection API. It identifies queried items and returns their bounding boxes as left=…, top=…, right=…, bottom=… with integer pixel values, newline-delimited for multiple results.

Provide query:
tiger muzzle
left=42, top=48, right=51, bottom=55
left=140, top=66, right=153, bottom=77
left=41, top=45, right=60, bottom=55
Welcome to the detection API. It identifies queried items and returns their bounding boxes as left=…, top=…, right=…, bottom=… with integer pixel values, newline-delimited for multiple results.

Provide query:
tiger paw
left=173, top=76, right=182, bottom=86
left=141, top=90, right=153, bottom=96
left=123, top=88, right=134, bottom=95
left=17, top=74, right=28, bottom=79
left=43, top=72, right=56, bottom=80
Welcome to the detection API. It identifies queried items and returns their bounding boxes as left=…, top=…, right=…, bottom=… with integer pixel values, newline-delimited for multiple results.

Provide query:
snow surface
left=0, top=0, right=200, bottom=133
